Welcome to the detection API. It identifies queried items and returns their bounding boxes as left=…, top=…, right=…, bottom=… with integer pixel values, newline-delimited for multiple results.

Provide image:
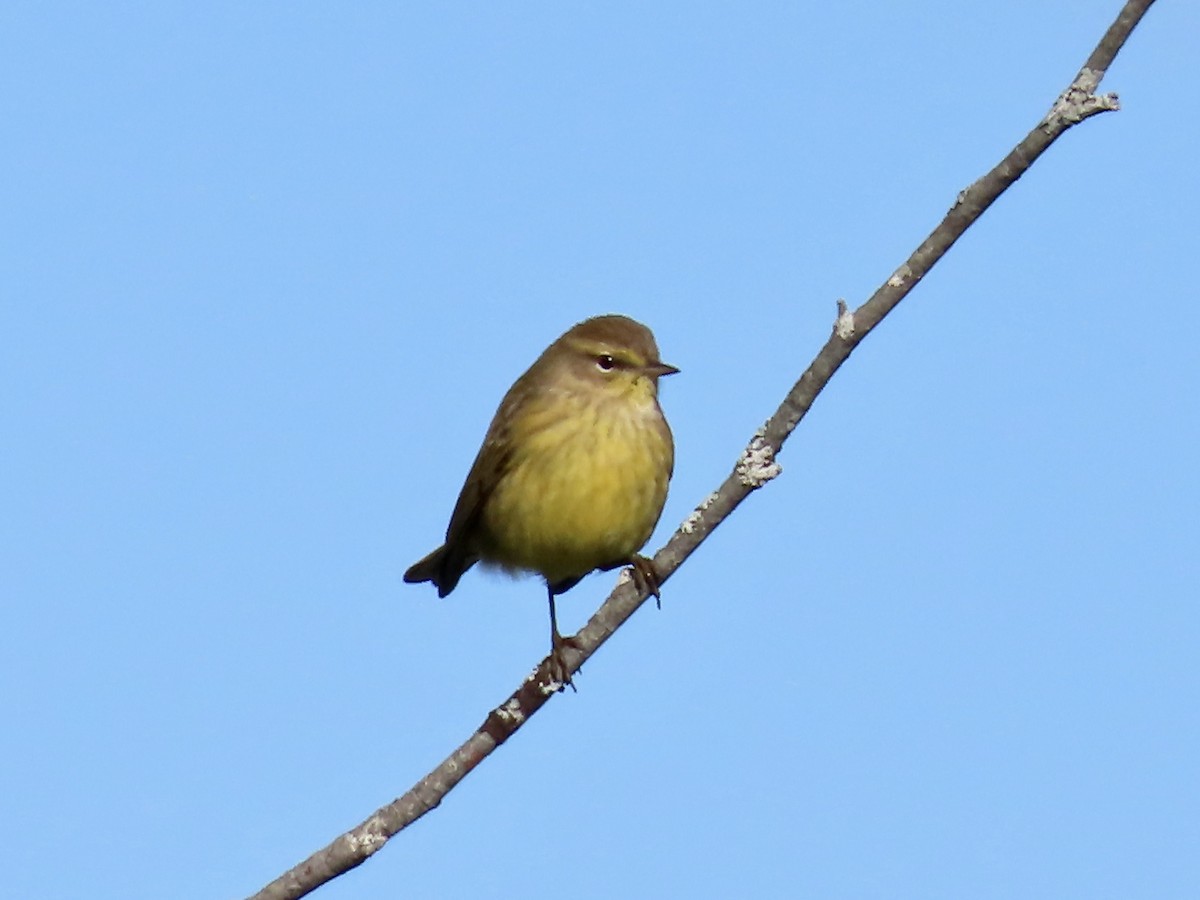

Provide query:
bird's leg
left=546, top=587, right=582, bottom=692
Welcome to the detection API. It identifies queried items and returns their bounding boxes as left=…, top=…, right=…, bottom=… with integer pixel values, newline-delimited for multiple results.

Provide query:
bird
left=404, top=314, right=677, bottom=687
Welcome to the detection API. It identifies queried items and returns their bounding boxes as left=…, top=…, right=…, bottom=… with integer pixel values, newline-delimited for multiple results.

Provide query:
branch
left=246, top=2, right=1156, bottom=897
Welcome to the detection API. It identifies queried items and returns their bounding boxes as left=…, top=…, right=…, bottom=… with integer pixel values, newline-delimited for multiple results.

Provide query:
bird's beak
left=644, top=362, right=680, bottom=379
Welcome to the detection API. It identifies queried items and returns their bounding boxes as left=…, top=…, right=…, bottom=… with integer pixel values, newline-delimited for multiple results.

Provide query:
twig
left=246, top=2, right=1157, bottom=897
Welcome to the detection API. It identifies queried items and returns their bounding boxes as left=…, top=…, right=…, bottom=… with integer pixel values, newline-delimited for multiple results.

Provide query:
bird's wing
left=441, top=380, right=527, bottom=554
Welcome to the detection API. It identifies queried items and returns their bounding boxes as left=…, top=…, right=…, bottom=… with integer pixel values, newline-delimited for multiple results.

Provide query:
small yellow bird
left=404, top=314, right=677, bottom=685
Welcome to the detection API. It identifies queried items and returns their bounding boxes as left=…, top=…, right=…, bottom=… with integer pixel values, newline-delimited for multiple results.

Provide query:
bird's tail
left=404, top=544, right=475, bottom=598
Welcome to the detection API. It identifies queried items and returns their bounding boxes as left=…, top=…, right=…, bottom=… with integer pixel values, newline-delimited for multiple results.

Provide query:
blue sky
left=3, top=2, right=1197, bottom=898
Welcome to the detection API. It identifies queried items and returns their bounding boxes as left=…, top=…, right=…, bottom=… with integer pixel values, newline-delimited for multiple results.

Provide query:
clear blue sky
left=3, top=2, right=1197, bottom=898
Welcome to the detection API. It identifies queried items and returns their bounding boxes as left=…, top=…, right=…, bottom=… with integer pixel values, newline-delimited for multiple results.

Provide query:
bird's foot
left=629, top=554, right=662, bottom=609
left=547, top=630, right=583, bottom=693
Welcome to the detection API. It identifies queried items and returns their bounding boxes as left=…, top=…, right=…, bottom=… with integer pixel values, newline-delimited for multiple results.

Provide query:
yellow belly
left=480, top=395, right=672, bottom=585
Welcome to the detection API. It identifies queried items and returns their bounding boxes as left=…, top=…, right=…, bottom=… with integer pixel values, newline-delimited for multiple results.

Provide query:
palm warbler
left=404, top=314, right=677, bottom=685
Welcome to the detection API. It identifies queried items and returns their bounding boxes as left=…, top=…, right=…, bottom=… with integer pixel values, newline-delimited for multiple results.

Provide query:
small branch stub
left=1045, top=74, right=1121, bottom=127
left=834, top=300, right=855, bottom=340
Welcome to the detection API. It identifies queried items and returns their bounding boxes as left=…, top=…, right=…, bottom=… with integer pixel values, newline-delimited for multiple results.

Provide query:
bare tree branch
left=246, top=2, right=1157, bottom=897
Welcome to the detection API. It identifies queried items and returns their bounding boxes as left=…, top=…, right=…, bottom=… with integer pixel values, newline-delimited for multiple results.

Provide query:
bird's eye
left=595, top=354, right=616, bottom=371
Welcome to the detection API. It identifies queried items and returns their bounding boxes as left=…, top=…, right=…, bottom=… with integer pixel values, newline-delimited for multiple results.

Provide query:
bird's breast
left=480, top=393, right=673, bottom=584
